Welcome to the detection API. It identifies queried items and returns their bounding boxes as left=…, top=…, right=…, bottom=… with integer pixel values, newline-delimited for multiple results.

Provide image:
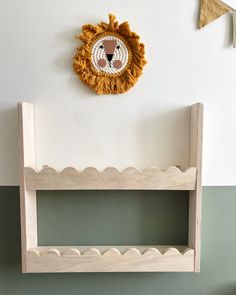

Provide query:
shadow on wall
left=224, top=13, right=234, bottom=48
left=211, top=284, right=236, bottom=295
left=0, top=103, right=192, bottom=184
left=193, top=0, right=201, bottom=30
left=0, top=108, right=18, bottom=184
left=37, top=190, right=189, bottom=246
left=52, top=25, right=95, bottom=98
left=137, top=105, right=190, bottom=170
left=0, top=187, right=21, bottom=269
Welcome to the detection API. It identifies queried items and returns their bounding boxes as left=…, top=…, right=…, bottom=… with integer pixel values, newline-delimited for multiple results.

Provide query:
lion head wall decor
left=73, top=14, right=147, bottom=94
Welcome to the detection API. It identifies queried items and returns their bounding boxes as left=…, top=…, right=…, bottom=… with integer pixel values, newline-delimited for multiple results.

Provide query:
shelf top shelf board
left=24, top=166, right=197, bottom=191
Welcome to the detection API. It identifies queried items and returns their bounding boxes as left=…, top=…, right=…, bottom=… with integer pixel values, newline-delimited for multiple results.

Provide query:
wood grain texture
left=18, top=102, right=38, bottom=273
left=24, top=166, right=197, bottom=191
left=188, top=103, right=203, bottom=272
left=27, top=246, right=194, bottom=273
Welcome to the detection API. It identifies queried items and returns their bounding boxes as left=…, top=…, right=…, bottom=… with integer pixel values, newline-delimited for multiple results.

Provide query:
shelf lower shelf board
left=24, top=166, right=197, bottom=191
left=26, top=246, right=194, bottom=273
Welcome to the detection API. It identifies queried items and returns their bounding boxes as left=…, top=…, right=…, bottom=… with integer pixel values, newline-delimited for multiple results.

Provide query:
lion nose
left=106, top=54, right=113, bottom=62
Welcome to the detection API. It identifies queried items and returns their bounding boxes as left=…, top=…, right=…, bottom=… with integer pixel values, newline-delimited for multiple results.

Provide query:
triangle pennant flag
left=199, top=0, right=232, bottom=29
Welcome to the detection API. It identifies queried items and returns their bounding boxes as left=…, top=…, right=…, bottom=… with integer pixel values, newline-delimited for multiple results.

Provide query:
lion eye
left=116, top=45, right=120, bottom=49
left=99, top=45, right=104, bottom=49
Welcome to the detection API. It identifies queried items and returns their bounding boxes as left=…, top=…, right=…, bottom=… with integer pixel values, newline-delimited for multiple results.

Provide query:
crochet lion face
left=91, top=33, right=131, bottom=75
left=73, top=14, right=147, bottom=95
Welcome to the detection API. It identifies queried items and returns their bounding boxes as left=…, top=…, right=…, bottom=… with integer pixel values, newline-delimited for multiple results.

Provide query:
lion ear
left=82, top=24, right=101, bottom=35
left=75, top=24, right=103, bottom=43
left=118, top=21, right=132, bottom=37
left=108, top=14, right=118, bottom=31
left=100, top=14, right=118, bottom=31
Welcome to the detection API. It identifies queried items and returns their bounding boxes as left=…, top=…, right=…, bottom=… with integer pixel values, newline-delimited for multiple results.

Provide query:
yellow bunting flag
left=199, top=0, right=232, bottom=29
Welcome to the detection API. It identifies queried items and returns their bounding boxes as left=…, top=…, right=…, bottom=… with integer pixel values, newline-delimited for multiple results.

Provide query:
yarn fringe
left=73, top=14, right=147, bottom=94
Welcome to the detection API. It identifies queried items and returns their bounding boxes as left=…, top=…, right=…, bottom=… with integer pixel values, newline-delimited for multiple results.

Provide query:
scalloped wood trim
left=27, top=246, right=194, bottom=272
left=24, top=166, right=197, bottom=191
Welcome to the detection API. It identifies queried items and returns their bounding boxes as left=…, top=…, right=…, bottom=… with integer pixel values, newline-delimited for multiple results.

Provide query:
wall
left=1, top=187, right=236, bottom=295
left=1, top=0, right=236, bottom=185
left=1, top=1, right=236, bottom=294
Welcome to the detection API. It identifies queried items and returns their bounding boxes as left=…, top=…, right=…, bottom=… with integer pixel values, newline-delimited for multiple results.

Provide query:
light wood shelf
left=25, top=166, right=197, bottom=191
left=27, top=246, right=194, bottom=272
left=18, top=102, right=203, bottom=273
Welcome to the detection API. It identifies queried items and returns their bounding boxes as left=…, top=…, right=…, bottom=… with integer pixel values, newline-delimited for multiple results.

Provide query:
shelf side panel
left=189, top=103, right=203, bottom=272
left=18, top=102, right=37, bottom=273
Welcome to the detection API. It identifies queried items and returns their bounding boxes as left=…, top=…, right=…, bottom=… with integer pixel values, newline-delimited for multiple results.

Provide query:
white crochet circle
left=91, top=35, right=129, bottom=74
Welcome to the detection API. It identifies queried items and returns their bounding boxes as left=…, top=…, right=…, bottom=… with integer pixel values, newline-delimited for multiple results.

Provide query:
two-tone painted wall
left=1, top=0, right=236, bottom=294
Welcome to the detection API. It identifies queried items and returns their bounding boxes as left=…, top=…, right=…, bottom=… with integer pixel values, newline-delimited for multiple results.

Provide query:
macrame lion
left=73, top=14, right=147, bottom=95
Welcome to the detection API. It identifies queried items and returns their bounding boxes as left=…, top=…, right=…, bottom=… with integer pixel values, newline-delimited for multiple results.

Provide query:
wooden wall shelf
left=18, top=102, right=203, bottom=273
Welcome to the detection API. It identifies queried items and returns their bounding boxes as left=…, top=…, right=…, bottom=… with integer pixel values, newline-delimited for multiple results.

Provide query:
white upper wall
left=0, top=0, right=235, bottom=185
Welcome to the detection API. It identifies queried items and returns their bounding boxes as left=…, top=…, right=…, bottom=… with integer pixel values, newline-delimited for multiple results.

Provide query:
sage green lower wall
left=37, top=190, right=189, bottom=246
left=1, top=187, right=236, bottom=295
